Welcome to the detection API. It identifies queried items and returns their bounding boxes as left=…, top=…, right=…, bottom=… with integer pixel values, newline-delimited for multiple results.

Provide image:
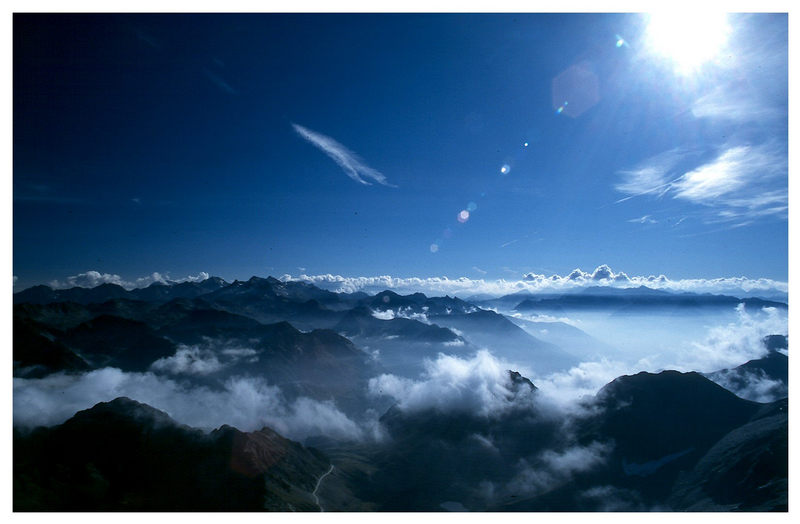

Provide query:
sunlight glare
left=645, top=12, right=730, bottom=75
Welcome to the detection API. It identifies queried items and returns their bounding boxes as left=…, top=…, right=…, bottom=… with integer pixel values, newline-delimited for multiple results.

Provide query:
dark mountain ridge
left=14, top=397, right=330, bottom=511
left=13, top=277, right=230, bottom=305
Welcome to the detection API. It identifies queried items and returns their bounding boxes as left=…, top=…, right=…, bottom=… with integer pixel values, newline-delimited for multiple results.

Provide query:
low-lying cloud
left=369, top=350, right=535, bottom=416
left=706, top=368, right=787, bottom=403
left=151, top=345, right=228, bottom=376
left=13, top=368, right=363, bottom=441
left=667, top=304, right=786, bottom=372
left=370, top=307, right=430, bottom=323
left=531, top=304, right=787, bottom=407
left=505, top=441, right=611, bottom=497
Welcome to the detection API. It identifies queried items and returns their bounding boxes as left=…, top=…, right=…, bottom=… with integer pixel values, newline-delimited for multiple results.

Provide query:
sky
left=12, top=12, right=789, bottom=292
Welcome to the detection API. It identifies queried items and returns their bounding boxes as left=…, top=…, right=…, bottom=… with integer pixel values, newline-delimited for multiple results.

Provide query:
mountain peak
left=508, top=370, right=537, bottom=392
left=67, top=396, right=180, bottom=430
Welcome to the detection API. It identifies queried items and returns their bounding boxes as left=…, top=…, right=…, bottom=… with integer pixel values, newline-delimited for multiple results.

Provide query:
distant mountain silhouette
left=364, top=290, right=477, bottom=316
left=429, top=309, right=579, bottom=374
left=12, top=279, right=788, bottom=511
left=13, top=316, right=90, bottom=378
left=13, top=277, right=229, bottom=305
left=60, top=315, right=177, bottom=371
left=334, top=306, right=461, bottom=343
left=515, top=288, right=787, bottom=312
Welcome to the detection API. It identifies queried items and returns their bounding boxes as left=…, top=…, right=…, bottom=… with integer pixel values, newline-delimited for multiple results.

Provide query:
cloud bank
left=292, top=123, right=394, bottom=187
left=668, top=304, right=786, bottom=372
left=36, top=264, right=786, bottom=300
left=532, top=304, right=787, bottom=407
left=13, top=368, right=363, bottom=441
left=48, top=270, right=211, bottom=291
left=369, top=350, right=536, bottom=416
left=282, top=264, right=786, bottom=298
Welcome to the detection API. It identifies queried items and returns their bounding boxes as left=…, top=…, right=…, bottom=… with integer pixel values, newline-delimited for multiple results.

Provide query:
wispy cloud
left=616, top=143, right=786, bottom=225
left=614, top=148, right=686, bottom=202
left=628, top=215, right=657, bottom=224
left=500, top=239, right=519, bottom=248
left=671, top=145, right=777, bottom=203
left=691, top=85, right=783, bottom=122
left=292, top=123, right=395, bottom=187
left=202, top=68, right=238, bottom=95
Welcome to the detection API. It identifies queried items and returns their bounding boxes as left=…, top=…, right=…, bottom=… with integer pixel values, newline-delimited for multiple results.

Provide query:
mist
left=13, top=368, right=366, bottom=441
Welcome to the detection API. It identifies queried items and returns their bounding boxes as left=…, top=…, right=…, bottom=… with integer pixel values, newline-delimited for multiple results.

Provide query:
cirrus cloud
left=292, top=123, right=395, bottom=187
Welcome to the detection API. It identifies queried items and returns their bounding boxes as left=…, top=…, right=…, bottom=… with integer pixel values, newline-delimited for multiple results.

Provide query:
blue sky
left=13, top=12, right=788, bottom=291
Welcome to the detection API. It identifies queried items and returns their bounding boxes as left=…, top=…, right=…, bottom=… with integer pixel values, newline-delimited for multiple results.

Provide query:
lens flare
left=523, top=142, right=529, bottom=147
left=467, top=202, right=477, bottom=212
left=430, top=243, right=439, bottom=253
left=500, top=164, right=511, bottom=175
left=457, top=210, right=470, bottom=223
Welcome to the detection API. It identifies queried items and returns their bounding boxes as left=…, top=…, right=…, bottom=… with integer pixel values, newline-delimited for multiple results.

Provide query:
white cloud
left=221, top=347, right=258, bottom=358
left=505, top=441, right=611, bottom=497
left=707, top=369, right=786, bottom=403
left=48, top=270, right=211, bottom=290
left=628, top=215, right=657, bottom=224
left=49, top=270, right=127, bottom=289
left=672, top=146, right=770, bottom=203
left=534, top=358, right=636, bottom=410
left=371, top=309, right=396, bottom=320
left=368, top=350, right=535, bottom=416
left=150, top=345, right=226, bottom=376
left=614, top=148, right=685, bottom=201
left=175, top=271, right=211, bottom=283
left=691, top=85, right=782, bottom=122
left=292, top=123, right=395, bottom=187
left=510, top=312, right=578, bottom=327
left=13, top=368, right=363, bottom=441
left=532, top=304, right=787, bottom=407
left=284, top=265, right=786, bottom=298
left=615, top=144, right=787, bottom=224
left=665, top=304, right=786, bottom=373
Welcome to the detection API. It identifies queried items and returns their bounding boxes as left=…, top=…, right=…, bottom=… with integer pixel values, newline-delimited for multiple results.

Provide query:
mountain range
left=12, top=276, right=789, bottom=511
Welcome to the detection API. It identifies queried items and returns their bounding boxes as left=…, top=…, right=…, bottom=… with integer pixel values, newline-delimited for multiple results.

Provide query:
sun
left=644, top=12, right=731, bottom=75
